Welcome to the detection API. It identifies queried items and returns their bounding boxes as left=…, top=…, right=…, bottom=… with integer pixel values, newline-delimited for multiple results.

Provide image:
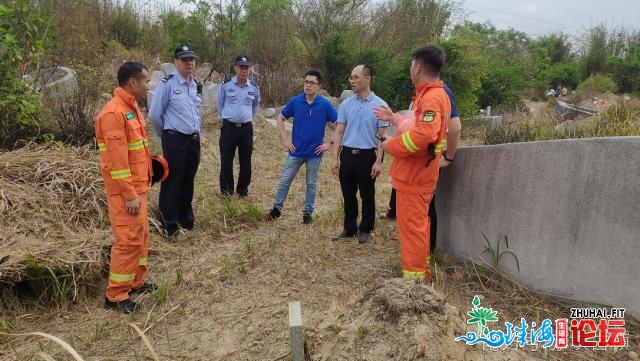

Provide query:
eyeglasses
left=303, top=80, right=319, bottom=85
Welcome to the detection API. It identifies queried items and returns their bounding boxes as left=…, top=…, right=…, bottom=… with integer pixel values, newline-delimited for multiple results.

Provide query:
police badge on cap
left=175, top=44, right=197, bottom=59
left=234, top=54, right=252, bottom=66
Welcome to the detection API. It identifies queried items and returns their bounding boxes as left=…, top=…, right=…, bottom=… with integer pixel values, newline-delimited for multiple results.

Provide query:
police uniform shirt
left=216, top=76, right=260, bottom=123
left=149, top=71, right=201, bottom=137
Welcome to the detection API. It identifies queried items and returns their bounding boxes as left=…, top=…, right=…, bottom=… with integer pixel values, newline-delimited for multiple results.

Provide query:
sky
left=461, top=0, right=640, bottom=36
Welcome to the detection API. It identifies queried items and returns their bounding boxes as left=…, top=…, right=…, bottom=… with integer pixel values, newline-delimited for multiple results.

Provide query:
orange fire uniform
left=385, top=81, right=451, bottom=281
left=95, top=87, right=152, bottom=302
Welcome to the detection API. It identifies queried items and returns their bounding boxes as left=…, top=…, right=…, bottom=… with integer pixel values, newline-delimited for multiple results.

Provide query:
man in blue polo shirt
left=331, top=64, right=389, bottom=244
left=266, top=69, right=338, bottom=224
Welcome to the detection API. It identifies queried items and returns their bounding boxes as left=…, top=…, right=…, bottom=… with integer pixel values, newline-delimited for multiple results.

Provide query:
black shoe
left=332, top=230, right=356, bottom=241
left=104, top=298, right=139, bottom=314
left=164, top=226, right=178, bottom=238
left=266, top=207, right=281, bottom=221
left=130, top=282, right=158, bottom=296
left=237, top=190, right=248, bottom=198
left=302, top=212, right=313, bottom=224
left=358, top=231, right=371, bottom=244
left=179, top=221, right=194, bottom=230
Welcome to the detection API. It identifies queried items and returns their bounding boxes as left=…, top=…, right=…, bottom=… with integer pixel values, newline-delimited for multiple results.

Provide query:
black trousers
left=219, top=121, right=253, bottom=196
left=159, top=130, right=200, bottom=233
left=339, top=147, right=377, bottom=234
left=388, top=187, right=437, bottom=252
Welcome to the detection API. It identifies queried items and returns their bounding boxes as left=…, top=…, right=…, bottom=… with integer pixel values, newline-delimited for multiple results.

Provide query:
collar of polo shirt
left=356, top=92, right=375, bottom=102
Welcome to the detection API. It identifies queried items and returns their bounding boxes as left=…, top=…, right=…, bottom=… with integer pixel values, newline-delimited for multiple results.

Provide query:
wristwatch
left=442, top=151, right=454, bottom=162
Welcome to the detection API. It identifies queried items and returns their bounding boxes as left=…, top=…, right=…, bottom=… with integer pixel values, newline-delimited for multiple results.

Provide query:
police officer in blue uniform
left=149, top=44, right=202, bottom=237
left=216, top=55, right=260, bottom=197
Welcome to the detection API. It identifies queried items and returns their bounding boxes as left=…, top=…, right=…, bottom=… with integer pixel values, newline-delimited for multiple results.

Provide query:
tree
left=581, top=25, right=608, bottom=78
left=109, top=2, right=141, bottom=48
left=244, top=0, right=300, bottom=105
left=453, top=22, right=532, bottom=108
left=533, top=33, right=573, bottom=64
left=293, top=0, right=368, bottom=95
left=605, top=29, right=640, bottom=93
left=438, top=35, right=487, bottom=117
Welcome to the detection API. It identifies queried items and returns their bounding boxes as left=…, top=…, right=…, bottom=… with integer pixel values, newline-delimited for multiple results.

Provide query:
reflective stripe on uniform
left=109, top=272, right=135, bottom=283
left=138, top=258, right=148, bottom=266
left=434, top=139, right=446, bottom=154
left=403, top=270, right=426, bottom=280
left=98, top=143, right=106, bottom=152
left=401, top=132, right=419, bottom=153
left=127, top=139, right=146, bottom=151
left=110, top=168, right=132, bottom=180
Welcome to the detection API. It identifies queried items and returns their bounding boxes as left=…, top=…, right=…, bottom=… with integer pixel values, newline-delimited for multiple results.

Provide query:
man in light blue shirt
left=331, top=64, right=389, bottom=244
left=216, top=54, right=261, bottom=197
left=148, top=44, right=201, bottom=237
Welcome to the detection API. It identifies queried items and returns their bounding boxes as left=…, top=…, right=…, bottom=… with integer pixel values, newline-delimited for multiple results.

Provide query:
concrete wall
left=436, top=137, right=640, bottom=318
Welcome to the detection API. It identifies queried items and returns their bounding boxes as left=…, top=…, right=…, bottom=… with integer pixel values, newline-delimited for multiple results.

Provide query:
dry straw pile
left=0, top=143, right=109, bottom=285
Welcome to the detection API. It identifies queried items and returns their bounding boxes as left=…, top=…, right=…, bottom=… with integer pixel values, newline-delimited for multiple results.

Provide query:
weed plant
left=480, top=98, right=640, bottom=144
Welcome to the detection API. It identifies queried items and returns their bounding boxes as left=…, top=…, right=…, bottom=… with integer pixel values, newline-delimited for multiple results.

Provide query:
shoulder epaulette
left=161, top=74, right=174, bottom=82
left=222, top=76, right=233, bottom=84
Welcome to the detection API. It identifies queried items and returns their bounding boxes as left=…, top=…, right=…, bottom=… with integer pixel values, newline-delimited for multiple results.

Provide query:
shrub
left=577, top=74, right=617, bottom=96
left=482, top=120, right=564, bottom=145
left=0, top=0, right=48, bottom=149
left=109, top=2, right=141, bottom=48
left=0, top=76, right=43, bottom=149
left=41, top=63, right=112, bottom=145
left=480, top=97, right=640, bottom=144
left=585, top=98, right=640, bottom=136
left=606, top=54, right=640, bottom=94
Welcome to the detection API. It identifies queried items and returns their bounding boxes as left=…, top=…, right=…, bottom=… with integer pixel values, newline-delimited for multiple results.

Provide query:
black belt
left=164, top=129, right=200, bottom=139
left=342, top=146, right=376, bottom=155
left=223, top=119, right=251, bottom=128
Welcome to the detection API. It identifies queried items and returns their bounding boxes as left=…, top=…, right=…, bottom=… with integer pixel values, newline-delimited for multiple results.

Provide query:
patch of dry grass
left=1, top=112, right=638, bottom=360
left=0, top=143, right=109, bottom=287
left=433, top=253, right=640, bottom=360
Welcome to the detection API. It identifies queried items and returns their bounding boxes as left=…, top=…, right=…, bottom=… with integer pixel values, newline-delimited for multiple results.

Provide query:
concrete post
left=288, top=301, right=304, bottom=361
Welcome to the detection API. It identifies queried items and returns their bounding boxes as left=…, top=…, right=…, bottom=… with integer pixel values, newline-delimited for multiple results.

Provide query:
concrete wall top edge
left=459, top=136, right=640, bottom=151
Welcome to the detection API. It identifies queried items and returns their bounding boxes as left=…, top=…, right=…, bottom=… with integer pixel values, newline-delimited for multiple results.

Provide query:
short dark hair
left=359, top=64, right=373, bottom=77
left=305, top=69, right=322, bottom=83
left=117, top=62, right=148, bottom=87
left=412, top=45, right=445, bottom=75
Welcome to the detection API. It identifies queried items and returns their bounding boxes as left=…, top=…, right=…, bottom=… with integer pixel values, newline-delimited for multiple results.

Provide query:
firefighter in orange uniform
left=374, top=45, right=451, bottom=282
left=95, top=62, right=157, bottom=313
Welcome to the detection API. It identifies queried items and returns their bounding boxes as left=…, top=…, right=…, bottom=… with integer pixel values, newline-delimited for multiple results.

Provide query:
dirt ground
left=1, top=111, right=638, bottom=360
